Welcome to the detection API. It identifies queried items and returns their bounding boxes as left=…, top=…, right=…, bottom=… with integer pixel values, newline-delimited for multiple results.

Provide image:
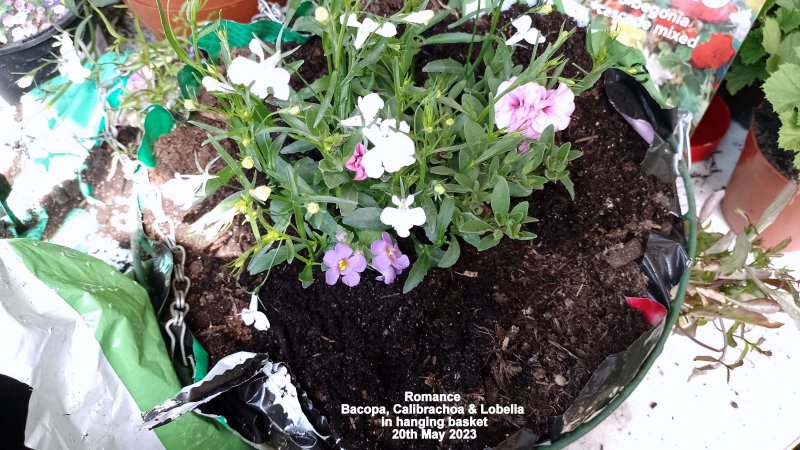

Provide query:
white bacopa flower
left=241, top=293, right=270, bottom=331
left=341, top=92, right=384, bottom=127
left=506, top=15, right=546, bottom=46
left=190, top=191, right=243, bottom=240
left=361, top=119, right=416, bottom=178
left=380, top=195, right=427, bottom=238
left=400, top=10, right=435, bottom=25
left=226, top=39, right=291, bottom=100
left=340, top=14, right=397, bottom=49
left=53, top=32, right=89, bottom=84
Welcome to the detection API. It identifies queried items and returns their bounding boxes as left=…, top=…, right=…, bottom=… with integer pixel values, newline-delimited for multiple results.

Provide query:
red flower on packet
left=670, top=0, right=737, bottom=23
left=691, top=34, right=736, bottom=68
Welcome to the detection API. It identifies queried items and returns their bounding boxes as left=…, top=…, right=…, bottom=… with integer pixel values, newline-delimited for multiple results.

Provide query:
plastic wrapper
left=143, top=352, right=338, bottom=450
left=0, top=239, right=246, bottom=449
left=143, top=69, right=692, bottom=448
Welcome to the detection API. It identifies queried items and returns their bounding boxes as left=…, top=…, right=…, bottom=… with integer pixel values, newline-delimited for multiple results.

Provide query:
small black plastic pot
left=0, top=11, right=81, bottom=104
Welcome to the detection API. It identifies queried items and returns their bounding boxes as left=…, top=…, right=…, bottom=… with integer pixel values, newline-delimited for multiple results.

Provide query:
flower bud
left=16, top=75, right=33, bottom=88
left=434, top=183, right=446, bottom=195
left=242, top=155, right=255, bottom=169
left=242, top=137, right=252, bottom=146
left=306, top=202, right=320, bottom=214
left=315, top=6, right=329, bottom=23
left=250, top=185, right=272, bottom=202
left=540, top=4, right=553, bottom=14
left=287, top=105, right=300, bottom=115
left=183, top=99, right=198, bottom=110
left=444, top=117, right=454, bottom=126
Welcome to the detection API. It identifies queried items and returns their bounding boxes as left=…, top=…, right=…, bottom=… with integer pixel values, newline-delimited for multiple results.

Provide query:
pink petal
left=323, top=249, right=339, bottom=268
left=348, top=254, right=367, bottom=273
left=342, top=271, right=361, bottom=287
left=625, top=296, right=667, bottom=327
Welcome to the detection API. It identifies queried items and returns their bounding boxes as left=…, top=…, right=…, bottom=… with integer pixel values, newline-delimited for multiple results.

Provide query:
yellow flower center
left=386, top=244, right=395, bottom=258
left=338, top=259, right=349, bottom=271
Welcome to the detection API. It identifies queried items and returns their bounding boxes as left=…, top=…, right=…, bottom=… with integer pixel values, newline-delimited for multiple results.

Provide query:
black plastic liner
left=143, top=69, right=692, bottom=449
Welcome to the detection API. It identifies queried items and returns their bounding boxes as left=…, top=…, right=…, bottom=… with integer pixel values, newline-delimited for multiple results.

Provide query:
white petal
left=398, top=120, right=410, bottom=133
left=505, top=33, right=525, bottom=46
left=201, top=76, right=231, bottom=92
left=362, top=122, right=385, bottom=146
left=228, top=57, right=261, bottom=87
left=359, top=93, right=384, bottom=123
left=341, top=14, right=361, bottom=28
left=401, top=10, right=435, bottom=25
left=361, top=17, right=381, bottom=33
left=511, top=15, right=532, bottom=33
left=265, top=68, right=291, bottom=100
left=248, top=38, right=265, bottom=61
left=354, top=27, right=371, bottom=49
left=380, top=207, right=402, bottom=233
left=264, top=52, right=281, bottom=68
left=241, top=309, right=255, bottom=326
left=341, top=115, right=365, bottom=127
left=407, top=207, right=427, bottom=227
left=252, top=312, right=270, bottom=331
left=374, top=22, right=397, bottom=38
left=392, top=196, right=402, bottom=206
left=361, top=148, right=386, bottom=178
left=523, top=29, right=545, bottom=45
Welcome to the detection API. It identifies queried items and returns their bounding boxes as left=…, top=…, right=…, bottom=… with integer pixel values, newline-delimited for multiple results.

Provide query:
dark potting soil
left=753, top=101, right=800, bottom=181
left=145, top=7, right=680, bottom=450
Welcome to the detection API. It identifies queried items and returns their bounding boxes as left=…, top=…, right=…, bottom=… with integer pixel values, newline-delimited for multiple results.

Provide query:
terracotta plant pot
left=690, top=94, right=731, bottom=163
left=126, top=0, right=262, bottom=37
left=721, top=125, right=800, bottom=252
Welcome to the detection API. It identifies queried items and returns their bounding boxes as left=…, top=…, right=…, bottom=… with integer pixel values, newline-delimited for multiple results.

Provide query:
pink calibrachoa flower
left=625, top=296, right=667, bottom=327
left=370, top=232, right=410, bottom=284
left=494, top=77, right=575, bottom=139
left=345, top=143, right=367, bottom=180
left=323, top=243, right=367, bottom=287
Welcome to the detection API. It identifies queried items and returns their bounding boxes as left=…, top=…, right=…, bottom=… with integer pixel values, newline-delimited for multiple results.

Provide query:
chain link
left=127, top=158, right=195, bottom=375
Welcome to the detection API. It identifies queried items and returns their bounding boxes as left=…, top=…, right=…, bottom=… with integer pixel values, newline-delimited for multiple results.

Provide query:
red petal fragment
left=625, top=296, right=667, bottom=327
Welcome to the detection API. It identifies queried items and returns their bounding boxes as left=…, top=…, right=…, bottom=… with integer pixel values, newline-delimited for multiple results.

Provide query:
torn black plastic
left=142, top=352, right=338, bottom=449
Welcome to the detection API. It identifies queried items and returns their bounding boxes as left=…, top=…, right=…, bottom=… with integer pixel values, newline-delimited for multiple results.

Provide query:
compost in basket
left=140, top=3, right=693, bottom=448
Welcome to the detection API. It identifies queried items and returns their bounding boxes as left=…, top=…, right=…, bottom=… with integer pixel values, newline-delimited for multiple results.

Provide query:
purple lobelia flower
left=323, top=243, right=367, bottom=287
left=370, top=232, right=410, bottom=284
left=42, top=0, right=61, bottom=8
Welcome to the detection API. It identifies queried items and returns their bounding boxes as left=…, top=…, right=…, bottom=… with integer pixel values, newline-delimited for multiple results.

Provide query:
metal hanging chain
left=126, top=158, right=195, bottom=375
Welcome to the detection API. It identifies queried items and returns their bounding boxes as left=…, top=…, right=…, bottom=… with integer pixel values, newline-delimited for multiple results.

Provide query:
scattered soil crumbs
left=148, top=6, right=681, bottom=450
left=754, top=101, right=800, bottom=181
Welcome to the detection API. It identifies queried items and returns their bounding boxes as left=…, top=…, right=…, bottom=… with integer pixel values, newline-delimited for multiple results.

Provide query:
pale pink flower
left=345, top=143, right=367, bottom=181
left=494, top=78, right=575, bottom=139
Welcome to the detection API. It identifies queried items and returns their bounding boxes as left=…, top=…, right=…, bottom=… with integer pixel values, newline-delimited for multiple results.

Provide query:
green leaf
left=691, top=305, right=783, bottom=328
left=737, top=28, right=766, bottom=65
left=491, top=178, right=510, bottom=216
left=248, top=245, right=291, bottom=274
left=763, top=17, right=782, bottom=56
left=403, top=252, right=430, bottom=293
left=299, top=263, right=314, bottom=288
left=177, top=65, right=202, bottom=100
left=777, top=7, right=800, bottom=33
left=438, top=236, right=461, bottom=268
left=197, top=20, right=310, bottom=61
left=436, top=197, right=455, bottom=242
left=422, top=33, right=486, bottom=45
left=725, top=62, right=768, bottom=94
left=342, top=207, right=388, bottom=230
left=308, top=195, right=358, bottom=205
left=422, top=59, right=464, bottom=74
left=763, top=63, right=800, bottom=114
left=476, top=235, right=500, bottom=251
left=778, top=110, right=800, bottom=151
left=459, top=219, right=493, bottom=233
